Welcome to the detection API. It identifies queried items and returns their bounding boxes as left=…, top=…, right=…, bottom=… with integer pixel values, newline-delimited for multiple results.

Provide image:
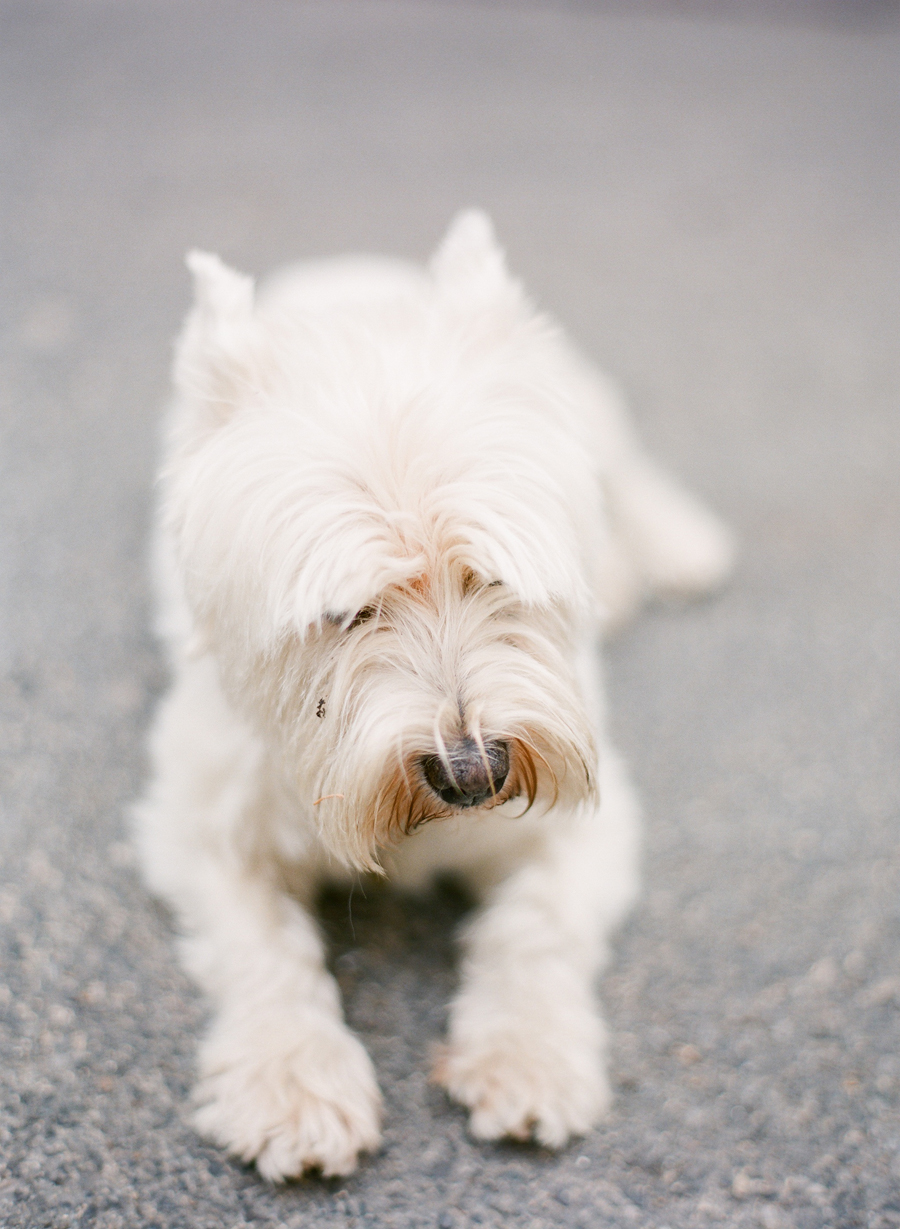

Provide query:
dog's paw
left=192, top=1018, right=382, bottom=1180
left=433, top=1032, right=611, bottom=1148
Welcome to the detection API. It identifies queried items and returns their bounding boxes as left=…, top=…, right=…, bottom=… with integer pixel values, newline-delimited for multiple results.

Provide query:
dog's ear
left=430, top=210, right=524, bottom=312
left=173, top=251, right=261, bottom=431
left=187, top=250, right=254, bottom=318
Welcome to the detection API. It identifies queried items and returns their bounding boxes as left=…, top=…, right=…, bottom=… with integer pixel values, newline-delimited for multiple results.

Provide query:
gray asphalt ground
left=2, top=2, right=900, bottom=1226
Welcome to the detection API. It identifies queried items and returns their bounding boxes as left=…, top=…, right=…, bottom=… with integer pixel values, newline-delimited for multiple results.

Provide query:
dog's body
left=136, top=213, right=732, bottom=1179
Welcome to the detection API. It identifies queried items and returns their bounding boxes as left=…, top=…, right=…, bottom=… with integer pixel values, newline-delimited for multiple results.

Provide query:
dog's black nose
left=421, top=738, right=510, bottom=808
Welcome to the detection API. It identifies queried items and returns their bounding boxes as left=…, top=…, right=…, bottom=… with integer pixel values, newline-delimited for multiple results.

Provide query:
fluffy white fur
left=135, top=211, right=733, bottom=1180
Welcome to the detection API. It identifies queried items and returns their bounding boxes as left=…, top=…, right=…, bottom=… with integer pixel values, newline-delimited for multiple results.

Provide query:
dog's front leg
left=435, top=745, right=639, bottom=1148
left=137, top=663, right=381, bottom=1179
left=176, top=863, right=382, bottom=1179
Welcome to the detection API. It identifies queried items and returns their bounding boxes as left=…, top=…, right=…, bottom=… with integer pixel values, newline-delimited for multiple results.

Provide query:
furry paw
left=433, top=1032, right=611, bottom=1148
left=192, top=1018, right=382, bottom=1180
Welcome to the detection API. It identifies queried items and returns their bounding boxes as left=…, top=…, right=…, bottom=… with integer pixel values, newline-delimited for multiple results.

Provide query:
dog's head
left=162, top=213, right=602, bottom=868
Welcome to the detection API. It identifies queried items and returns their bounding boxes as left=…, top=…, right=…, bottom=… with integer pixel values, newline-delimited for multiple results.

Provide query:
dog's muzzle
left=420, top=738, right=510, bottom=808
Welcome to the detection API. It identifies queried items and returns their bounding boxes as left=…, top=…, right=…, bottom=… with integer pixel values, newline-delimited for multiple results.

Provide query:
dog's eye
left=323, top=607, right=376, bottom=631
left=348, top=606, right=375, bottom=630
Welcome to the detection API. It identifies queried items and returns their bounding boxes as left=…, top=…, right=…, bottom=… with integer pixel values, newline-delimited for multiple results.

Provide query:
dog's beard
left=313, top=636, right=592, bottom=871
left=305, top=716, right=596, bottom=871
left=211, top=574, right=598, bottom=871
left=319, top=729, right=587, bottom=870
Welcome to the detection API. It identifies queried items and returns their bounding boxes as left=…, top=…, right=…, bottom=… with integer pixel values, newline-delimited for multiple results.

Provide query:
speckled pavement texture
left=2, top=1, right=900, bottom=1225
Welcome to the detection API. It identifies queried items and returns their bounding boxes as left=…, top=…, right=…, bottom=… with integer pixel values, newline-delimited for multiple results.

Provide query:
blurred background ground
left=1, top=1, right=900, bottom=1226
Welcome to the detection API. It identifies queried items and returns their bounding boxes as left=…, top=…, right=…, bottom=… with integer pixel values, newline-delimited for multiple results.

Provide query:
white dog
left=135, top=212, right=733, bottom=1180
